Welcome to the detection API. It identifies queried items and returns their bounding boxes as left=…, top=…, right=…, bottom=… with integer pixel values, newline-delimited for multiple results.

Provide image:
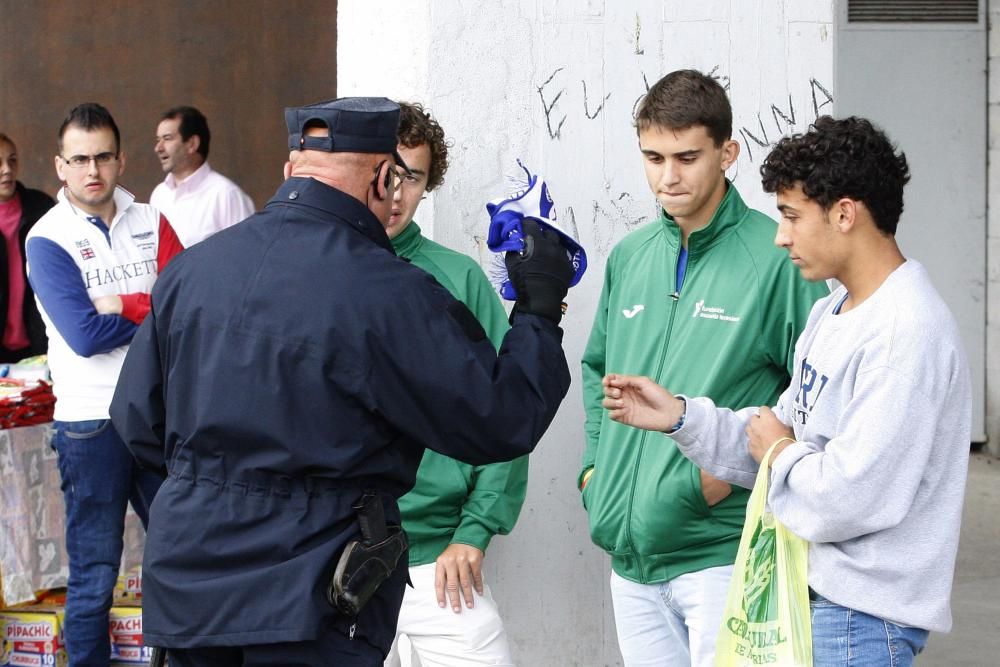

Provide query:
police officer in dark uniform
left=109, top=97, right=574, bottom=667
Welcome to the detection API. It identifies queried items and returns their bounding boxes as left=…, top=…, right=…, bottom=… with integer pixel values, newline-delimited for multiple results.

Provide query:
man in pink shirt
left=150, top=106, right=255, bottom=247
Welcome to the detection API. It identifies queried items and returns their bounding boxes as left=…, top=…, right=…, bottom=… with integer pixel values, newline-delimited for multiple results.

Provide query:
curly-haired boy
left=603, top=115, right=971, bottom=665
left=384, top=102, right=523, bottom=667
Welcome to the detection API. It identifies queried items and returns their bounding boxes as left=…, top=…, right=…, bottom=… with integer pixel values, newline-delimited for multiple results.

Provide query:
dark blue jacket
left=110, top=177, right=570, bottom=654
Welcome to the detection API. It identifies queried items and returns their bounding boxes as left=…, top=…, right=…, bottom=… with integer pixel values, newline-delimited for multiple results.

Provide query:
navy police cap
left=285, top=97, right=410, bottom=172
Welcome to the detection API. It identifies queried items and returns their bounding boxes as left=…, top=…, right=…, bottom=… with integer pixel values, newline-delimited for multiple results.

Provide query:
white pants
left=609, top=565, right=733, bottom=667
left=385, top=562, right=515, bottom=667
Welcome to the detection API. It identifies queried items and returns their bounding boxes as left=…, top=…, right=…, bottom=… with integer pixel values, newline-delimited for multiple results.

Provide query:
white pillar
left=339, top=2, right=835, bottom=662
left=987, top=0, right=1000, bottom=457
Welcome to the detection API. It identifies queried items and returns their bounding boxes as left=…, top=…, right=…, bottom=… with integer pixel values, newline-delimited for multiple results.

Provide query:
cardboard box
left=108, top=606, right=150, bottom=665
left=0, top=606, right=67, bottom=667
left=1, top=601, right=149, bottom=667
left=114, top=567, right=142, bottom=601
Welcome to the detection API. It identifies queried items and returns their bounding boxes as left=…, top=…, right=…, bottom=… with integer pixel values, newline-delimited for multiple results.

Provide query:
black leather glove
left=504, top=219, right=574, bottom=324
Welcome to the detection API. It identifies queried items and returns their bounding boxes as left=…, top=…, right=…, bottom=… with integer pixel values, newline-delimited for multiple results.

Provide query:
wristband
left=665, top=397, right=687, bottom=434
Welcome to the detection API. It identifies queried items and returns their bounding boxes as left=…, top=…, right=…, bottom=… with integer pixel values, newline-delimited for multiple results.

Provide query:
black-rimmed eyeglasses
left=60, top=152, right=119, bottom=169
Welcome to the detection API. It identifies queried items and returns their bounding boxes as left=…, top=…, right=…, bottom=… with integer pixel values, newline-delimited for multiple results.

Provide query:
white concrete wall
left=337, top=0, right=435, bottom=234
left=340, top=2, right=834, bottom=663
left=989, top=0, right=1000, bottom=458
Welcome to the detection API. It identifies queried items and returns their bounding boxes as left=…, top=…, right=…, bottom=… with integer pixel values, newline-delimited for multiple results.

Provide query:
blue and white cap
left=486, top=161, right=587, bottom=300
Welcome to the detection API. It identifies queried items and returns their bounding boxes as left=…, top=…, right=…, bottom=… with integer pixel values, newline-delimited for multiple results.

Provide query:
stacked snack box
left=110, top=565, right=147, bottom=664
left=1, top=607, right=150, bottom=667
left=1, top=593, right=150, bottom=667
left=0, top=605, right=67, bottom=667
left=109, top=603, right=150, bottom=665
left=114, top=567, right=142, bottom=602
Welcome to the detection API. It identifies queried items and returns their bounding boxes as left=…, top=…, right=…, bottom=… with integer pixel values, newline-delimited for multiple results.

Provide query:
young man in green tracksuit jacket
left=383, top=102, right=524, bottom=667
left=580, top=70, right=827, bottom=667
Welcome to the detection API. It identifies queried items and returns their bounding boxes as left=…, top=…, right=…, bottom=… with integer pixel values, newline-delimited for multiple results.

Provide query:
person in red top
left=0, top=133, right=55, bottom=362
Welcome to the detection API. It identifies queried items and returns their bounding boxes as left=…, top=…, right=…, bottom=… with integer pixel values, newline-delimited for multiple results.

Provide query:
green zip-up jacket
left=580, top=183, right=827, bottom=584
left=392, top=221, right=529, bottom=566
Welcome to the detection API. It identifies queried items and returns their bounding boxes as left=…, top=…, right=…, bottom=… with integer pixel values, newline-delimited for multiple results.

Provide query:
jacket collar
left=389, top=220, right=423, bottom=259
left=56, top=185, right=136, bottom=229
left=164, top=161, right=212, bottom=191
left=267, top=176, right=395, bottom=253
left=12, top=183, right=53, bottom=231
left=658, top=180, right=749, bottom=257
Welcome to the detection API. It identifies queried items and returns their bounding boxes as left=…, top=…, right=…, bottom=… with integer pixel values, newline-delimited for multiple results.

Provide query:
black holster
left=327, top=490, right=408, bottom=618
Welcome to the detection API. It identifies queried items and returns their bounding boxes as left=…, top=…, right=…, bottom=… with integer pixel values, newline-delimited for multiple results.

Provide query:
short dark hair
left=162, top=106, right=211, bottom=160
left=760, top=116, right=910, bottom=235
left=635, top=69, right=732, bottom=146
left=0, top=133, right=14, bottom=150
left=396, top=102, right=449, bottom=192
left=58, top=103, right=120, bottom=154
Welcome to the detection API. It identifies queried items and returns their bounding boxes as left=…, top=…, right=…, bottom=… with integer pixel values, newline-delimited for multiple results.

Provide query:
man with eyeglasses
left=151, top=106, right=255, bottom=247
left=24, top=102, right=182, bottom=666
left=109, top=97, right=574, bottom=666
left=383, top=103, right=520, bottom=667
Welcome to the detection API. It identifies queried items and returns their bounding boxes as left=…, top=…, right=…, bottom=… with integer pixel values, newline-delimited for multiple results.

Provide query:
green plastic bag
left=715, top=445, right=812, bottom=666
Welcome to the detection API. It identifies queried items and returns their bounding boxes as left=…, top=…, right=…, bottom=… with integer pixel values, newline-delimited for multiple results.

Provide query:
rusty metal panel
left=0, top=1, right=338, bottom=210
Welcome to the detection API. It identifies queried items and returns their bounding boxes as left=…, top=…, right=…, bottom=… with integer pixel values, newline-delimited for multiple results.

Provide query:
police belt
left=167, top=469, right=402, bottom=501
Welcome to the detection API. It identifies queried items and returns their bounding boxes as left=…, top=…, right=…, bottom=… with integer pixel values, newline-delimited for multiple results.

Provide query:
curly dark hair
left=396, top=102, right=449, bottom=192
left=760, top=116, right=910, bottom=235
left=635, top=69, right=732, bottom=146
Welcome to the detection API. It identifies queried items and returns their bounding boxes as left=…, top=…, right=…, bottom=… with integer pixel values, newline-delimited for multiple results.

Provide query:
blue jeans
left=52, top=419, right=163, bottom=667
left=811, top=594, right=929, bottom=666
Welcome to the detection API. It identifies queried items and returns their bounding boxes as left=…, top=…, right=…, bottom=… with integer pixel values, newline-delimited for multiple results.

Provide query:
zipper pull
left=670, top=291, right=680, bottom=301
left=349, top=623, right=357, bottom=640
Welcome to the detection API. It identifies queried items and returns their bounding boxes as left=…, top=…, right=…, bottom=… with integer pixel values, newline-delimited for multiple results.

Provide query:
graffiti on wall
left=524, top=65, right=836, bottom=260
left=537, top=66, right=833, bottom=162
left=738, top=79, right=834, bottom=162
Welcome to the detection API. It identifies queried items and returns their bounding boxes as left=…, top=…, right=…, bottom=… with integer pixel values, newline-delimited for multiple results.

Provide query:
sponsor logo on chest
left=622, top=304, right=645, bottom=319
left=131, top=231, right=155, bottom=252
left=692, top=299, right=741, bottom=323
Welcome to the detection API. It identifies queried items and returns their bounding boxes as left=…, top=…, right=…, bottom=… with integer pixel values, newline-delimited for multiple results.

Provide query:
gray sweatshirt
left=672, top=259, right=970, bottom=632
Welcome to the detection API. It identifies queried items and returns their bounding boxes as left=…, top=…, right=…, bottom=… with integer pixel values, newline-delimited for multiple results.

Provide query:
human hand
left=92, top=295, right=123, bottom=315
left=602, top=374, right=684, bottom=432
left=700, top=470, right=732, bottom=506
left=746, top=406, right=795, bottom=465
left=435, top=543, right=485, bottom=613
left=504, top=219, right=574, bottom=323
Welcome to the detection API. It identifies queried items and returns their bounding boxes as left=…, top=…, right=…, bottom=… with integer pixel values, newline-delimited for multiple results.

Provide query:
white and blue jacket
left=26, top=186, right=179, bottom=421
